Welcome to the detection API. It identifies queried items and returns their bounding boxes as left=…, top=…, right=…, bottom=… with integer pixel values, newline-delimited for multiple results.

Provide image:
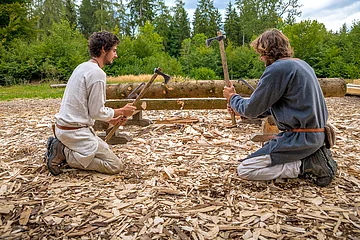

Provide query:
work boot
left=299, top=146, right=338, bottom=187
left=44, top=136, right=66, bottom=176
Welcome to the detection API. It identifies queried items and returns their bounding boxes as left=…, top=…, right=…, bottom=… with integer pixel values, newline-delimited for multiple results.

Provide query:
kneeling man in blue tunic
left=223, top=29, right=337, bottom=187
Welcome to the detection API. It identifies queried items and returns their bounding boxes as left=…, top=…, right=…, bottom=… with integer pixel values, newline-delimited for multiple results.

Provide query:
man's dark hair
left=251, top=29, right=294, bottom=66
left=88, top=31, right=120, bottom=57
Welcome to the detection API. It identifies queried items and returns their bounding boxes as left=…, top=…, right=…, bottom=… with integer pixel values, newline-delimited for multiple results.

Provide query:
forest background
left=1, top=0, right=359, bottom=86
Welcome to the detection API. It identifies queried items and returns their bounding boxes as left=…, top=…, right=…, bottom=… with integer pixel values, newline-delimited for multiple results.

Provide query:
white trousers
left=55, top=127, right=123, bottom=174
left=237, top=155, right=301, bottom=180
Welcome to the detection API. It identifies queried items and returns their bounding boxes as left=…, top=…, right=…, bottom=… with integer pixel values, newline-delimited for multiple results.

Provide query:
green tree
left=93, top=0, right=117, bottom=32
left=127, top=0, right=156, bottom=36
left=235, top=0, right=302, bottom=44
left=283, top=20, right=328, bottom=76
left=113, top=0, right=131, bottom=36
left=0, top=20, right=87, bottom=85
left=192, top=0, right=221, bottom=38
left=224, top=1, right=241, bottom=45
left=153, top=0, right=172, bottom=52
left=36, top=0, right=66, bottom=34
left=0, top=0, right=36, bottom=45
left=168, top=0, right=190, bottom=58
left=107, top=21, right=182, bottom=76
left=64, top=0, right=77, bottom=28
left=227, top=43, right=265, bottom=79
left=78, top=0, right=96, bottom=37
left=179, top=33, right=220, bottom=77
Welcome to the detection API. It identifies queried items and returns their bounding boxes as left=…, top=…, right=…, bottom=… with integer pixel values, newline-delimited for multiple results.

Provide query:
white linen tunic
left=54, top=62, right=120, bottom=170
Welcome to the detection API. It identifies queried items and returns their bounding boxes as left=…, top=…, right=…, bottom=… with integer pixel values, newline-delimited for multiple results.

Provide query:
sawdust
left=0, top=96, right=359, bottom=239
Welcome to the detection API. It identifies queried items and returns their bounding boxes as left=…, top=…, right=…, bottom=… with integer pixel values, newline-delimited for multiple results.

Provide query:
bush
left=0, top=20, right=88, bottom=85
left=189, top=67, right=217, bottom=80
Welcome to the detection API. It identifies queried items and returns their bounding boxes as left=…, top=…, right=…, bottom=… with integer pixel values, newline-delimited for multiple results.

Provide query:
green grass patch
left=0, top=84, right=64, bottom=101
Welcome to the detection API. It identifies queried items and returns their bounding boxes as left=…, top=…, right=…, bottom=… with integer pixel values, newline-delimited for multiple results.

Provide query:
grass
left=0, top=83, right=65, bottom=101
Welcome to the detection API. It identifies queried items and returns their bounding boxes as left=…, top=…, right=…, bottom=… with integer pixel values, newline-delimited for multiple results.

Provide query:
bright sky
left=167, top=0, right=360, bottom=32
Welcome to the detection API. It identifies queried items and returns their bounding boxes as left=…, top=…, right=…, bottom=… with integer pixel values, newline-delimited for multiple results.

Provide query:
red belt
left=288, top=128, right=325, bottom=132
left=56, top=124, right=86, bottom=130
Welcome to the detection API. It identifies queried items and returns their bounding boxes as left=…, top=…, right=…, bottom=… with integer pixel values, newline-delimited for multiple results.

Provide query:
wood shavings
left=0, top=97, right=360, bottom=238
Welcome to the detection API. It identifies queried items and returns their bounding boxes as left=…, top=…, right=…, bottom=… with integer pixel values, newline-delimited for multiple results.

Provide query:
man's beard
left=104, top=53, right=113, bottom=65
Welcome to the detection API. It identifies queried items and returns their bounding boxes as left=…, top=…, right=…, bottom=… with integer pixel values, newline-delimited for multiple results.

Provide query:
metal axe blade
left=155, top=68, right=172, bottom=84
left=205, top=35, right=226, bottom=47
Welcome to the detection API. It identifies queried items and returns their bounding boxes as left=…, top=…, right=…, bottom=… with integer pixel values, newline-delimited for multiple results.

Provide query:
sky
left=166, top=0, right=360, bottom=32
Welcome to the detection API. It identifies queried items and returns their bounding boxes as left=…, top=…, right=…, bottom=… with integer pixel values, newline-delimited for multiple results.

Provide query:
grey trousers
left=237, top=155, right=301, bottom=180
left=55, top=126, right=123, bottom=174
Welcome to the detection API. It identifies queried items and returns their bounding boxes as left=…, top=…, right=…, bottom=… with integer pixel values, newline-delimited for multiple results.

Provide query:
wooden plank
left=50, top=84, right=67, bottom=88
left=346, top=84, right=360, bottom=96
left=105, top=98, right=228, bottom=110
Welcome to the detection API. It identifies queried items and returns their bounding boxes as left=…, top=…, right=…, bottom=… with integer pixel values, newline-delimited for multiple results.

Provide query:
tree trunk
left=106, top=78, right=347, bottom=99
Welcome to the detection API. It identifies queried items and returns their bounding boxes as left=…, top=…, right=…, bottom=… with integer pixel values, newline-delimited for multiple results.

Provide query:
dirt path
left=0, top=97, right=359, bottom=239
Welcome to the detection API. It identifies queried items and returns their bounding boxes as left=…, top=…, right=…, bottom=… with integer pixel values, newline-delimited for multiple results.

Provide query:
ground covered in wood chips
left=0, top=96, right=360, bottom=240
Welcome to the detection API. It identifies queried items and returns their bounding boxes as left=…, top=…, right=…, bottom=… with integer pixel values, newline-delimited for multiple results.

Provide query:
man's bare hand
left=223, top=85, right=236, bottom=101
left=114, top=103, right=136, bottom=117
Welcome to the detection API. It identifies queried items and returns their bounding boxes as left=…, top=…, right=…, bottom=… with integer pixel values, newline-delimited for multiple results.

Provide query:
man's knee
left=237, top=163, right=252, bottom=180
left=106, top=158, right=124, bottom=174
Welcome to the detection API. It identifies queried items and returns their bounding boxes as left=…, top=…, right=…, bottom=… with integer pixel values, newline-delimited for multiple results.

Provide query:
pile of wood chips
left=0, top=96, right=359, bottom=239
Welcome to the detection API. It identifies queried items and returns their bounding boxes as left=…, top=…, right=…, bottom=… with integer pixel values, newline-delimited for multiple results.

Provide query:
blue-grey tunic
left=230, top=59, right=328, bottom=166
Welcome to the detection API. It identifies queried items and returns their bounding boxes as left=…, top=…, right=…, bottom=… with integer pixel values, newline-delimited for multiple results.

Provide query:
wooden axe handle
left=105, top=69, right=159, bottom=142
left=217, top=31, right=236, bottom=126
left=217, top=32, right=231, bottom=87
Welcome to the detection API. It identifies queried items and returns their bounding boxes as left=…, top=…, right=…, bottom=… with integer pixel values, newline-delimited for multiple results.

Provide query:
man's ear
left=101, top=46, right=106, bottom=55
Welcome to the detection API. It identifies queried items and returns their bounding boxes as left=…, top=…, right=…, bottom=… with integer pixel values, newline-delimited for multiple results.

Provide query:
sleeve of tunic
left=230, top=64, right=290, bottom=118
left=87, top=81, right=114, bottom=121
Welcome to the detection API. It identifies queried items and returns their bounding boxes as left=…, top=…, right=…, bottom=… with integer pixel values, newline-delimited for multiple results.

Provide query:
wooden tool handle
left=217, top=31, right=236, bottom=126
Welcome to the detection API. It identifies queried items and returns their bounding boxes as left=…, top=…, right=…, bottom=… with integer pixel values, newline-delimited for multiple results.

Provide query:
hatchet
left=206, top=31, right=237, bottom=127
left=105, top=68, right=171, bottom=142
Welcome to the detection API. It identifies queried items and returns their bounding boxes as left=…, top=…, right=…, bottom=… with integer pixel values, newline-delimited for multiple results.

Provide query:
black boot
left=299, top=146, right=338, bottom=187
left=44, top=137, right=66, bottom=176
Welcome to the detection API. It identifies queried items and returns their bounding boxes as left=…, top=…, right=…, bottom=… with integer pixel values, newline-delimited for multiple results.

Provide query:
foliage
left=179, top=34, right=220, bottom=77
left=0, top=0, right=36, bottom=46
left=2, top=0, right=360, bottom=85
left=227, top=43, right=265, bottom=79
left=167, top=0, right=191, bottom=58
left=105, top=22, right=183, bottom=76
left=0, top=20, right=88, bottom=85
left=192, top=0, right=221, bottom=38
left=189, top=67, right=217, bottom=80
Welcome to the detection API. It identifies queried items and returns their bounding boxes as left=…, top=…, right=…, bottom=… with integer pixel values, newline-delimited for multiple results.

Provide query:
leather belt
left=288, top=128, right=325, bottom=132
left=56, top=124, right=86, bottom=130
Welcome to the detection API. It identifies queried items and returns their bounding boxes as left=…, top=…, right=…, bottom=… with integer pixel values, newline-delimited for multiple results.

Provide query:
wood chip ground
left=0, top=96, right=359, bottom=239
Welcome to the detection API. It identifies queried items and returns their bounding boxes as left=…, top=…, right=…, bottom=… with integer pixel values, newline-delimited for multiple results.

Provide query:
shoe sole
left=315, top=147, right=337, bottom=187
left=44, top=137, right=62, bottom=176
left=44, top=136, right=55, bottom=163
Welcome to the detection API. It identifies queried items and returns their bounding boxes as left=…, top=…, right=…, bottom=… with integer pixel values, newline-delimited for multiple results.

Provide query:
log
left=106, top=78, right=347, bottom=99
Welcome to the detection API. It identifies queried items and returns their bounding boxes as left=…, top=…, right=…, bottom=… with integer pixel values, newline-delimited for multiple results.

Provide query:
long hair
left=88, top=31, right=120, bottom=57
left=250, top=29, right=294, bottom=66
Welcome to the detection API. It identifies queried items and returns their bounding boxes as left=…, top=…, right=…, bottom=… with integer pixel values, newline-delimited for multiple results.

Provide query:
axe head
left=206, top=35, right=226, bottom=47
left=154, top=68, right=172, bottom=84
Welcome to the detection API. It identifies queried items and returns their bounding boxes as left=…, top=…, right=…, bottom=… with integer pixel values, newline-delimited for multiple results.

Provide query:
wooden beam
left=346, top=84, right=360, bottom=96
left=105, top=98, right=228, bottom=110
